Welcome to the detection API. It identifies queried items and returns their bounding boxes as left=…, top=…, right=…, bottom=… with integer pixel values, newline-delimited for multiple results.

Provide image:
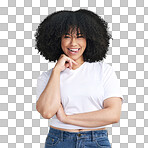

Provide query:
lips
left=67, top=48, right=80, bottom=55
left=68, top=48, right=80, bottom=52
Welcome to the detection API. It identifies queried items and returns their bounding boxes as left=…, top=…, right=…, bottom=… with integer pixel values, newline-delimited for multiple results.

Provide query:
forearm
left=36, top=68, right=61, bottom=118
left=65, top=108, right=119, bottom=128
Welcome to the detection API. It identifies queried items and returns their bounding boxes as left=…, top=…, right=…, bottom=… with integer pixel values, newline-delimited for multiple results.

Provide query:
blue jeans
left=45, top=127, right=111, bottom=148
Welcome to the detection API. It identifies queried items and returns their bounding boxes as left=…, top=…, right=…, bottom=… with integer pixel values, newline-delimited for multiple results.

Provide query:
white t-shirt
left=36, top=61, right=124, bottom=129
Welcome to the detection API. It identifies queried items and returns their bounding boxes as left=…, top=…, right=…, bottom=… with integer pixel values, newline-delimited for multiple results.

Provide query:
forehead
left=66, top=27, right=82, bottom=34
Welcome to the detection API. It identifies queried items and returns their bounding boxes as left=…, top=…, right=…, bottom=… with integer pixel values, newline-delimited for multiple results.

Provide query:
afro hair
left=34, top=9, right=112, bottom=63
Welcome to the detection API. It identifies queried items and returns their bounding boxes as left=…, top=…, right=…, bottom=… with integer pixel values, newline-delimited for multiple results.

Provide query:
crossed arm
left=56, top=97, right=122, bottom=128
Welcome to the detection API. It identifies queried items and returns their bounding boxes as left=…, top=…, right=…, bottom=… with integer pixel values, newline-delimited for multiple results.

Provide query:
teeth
left=69, top=48, right=79, bottom=51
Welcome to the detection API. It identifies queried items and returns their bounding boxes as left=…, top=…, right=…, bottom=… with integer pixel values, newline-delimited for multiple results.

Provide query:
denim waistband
left=48, top=127, right=108, bottom=141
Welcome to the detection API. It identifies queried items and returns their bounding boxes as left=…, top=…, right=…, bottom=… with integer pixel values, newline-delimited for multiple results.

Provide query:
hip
left=50, top=125, right=106, bottom=132
left=45, top=126, right=111, bottom=148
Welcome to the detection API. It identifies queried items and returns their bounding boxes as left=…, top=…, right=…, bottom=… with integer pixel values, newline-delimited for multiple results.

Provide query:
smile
left=68, top=48, right=80, bottom=52
left=67, top=48, right=80, bottom=55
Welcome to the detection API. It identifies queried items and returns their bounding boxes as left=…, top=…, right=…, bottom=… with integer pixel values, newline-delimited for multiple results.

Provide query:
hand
left=54, top=54, right=78, bottom=72
left=56, top=103, right=68, bottom=123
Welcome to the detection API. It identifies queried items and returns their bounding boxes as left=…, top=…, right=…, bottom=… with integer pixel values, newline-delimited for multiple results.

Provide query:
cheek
left=61, top=40, right=69, bottom=48
left=61, top=40, right=66, bottom=49
left=81, top=40, right=86, bottom=48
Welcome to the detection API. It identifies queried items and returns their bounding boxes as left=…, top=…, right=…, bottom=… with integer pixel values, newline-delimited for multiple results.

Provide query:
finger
left=66, top=59, right=72, bottom=69
left=71, top=61, right=73, bottom=69
left=72, top=60, right=78, bottom=65
left=65, top=63, right=69, bottom=68
left=70, top=61, right=72, bottom=69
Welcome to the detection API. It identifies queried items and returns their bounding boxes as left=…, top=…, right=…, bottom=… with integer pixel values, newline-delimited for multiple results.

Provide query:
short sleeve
left=36, top=68, right=53, bottom=102
left=102, top=62, right=124, bottom=103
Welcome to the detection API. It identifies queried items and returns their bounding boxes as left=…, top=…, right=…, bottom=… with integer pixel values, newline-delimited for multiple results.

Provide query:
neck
left=72, top=61, right=85, bottom=70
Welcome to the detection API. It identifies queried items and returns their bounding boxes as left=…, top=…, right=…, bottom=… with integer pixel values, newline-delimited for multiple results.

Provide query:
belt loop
left=92, top=131, right=95, bottom=141
left=61, top=131, right=63, bottom=141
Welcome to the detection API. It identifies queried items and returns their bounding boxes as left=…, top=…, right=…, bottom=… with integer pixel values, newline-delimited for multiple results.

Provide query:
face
left=61, top=28, right=86, bottom=63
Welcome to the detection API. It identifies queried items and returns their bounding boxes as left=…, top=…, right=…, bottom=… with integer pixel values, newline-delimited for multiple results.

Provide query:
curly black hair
left=34, top=9, right=112, bottom=63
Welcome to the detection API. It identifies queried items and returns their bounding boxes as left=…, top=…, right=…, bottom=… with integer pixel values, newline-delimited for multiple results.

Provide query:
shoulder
left=37, top=68, right=53, bottom=81
left=92, top=61, right=113, bottom=72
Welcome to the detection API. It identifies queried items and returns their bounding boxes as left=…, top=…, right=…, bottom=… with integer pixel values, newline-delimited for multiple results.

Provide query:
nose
left=70, top=37, right=77, bottom=46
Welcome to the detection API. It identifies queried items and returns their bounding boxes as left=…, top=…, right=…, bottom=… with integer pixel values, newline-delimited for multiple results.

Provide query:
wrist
left=63, top=115, right=70, bottom=124
left=53, top=67, right=61, bottom=73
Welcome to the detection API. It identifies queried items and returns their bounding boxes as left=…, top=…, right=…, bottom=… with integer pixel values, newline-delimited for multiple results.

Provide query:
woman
left=35, top=9, right=124, bottom=148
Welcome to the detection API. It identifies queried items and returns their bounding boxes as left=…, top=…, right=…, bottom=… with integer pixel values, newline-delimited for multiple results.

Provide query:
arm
left=57, top=97, right=122, bottom=128
left=36, top=54, right=78, bottom=119
left=36, top=67, right=61, bottom=119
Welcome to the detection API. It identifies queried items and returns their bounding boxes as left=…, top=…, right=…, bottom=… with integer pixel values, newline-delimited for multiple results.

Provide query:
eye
left=64, top=35, right=71, bottom=38
left=77, top=35, right=83, bottom=38
left=63, top=32, right=71, bottom=38
left=77, top=33, right=84, bottom=38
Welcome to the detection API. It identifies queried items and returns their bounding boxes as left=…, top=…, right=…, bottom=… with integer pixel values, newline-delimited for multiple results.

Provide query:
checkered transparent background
left=0, top=0, right=148, bottom=147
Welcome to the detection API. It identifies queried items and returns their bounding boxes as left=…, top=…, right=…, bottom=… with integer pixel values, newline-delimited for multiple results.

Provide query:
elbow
left=109, top=108, right=121, bottom=124
left=42, top=112, right=52, bottom=119
left=36, top=104, right=52, bottom=119
left=113, top=115, right=121, bottom=123
left=39, top=109, right=53, bottom=119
